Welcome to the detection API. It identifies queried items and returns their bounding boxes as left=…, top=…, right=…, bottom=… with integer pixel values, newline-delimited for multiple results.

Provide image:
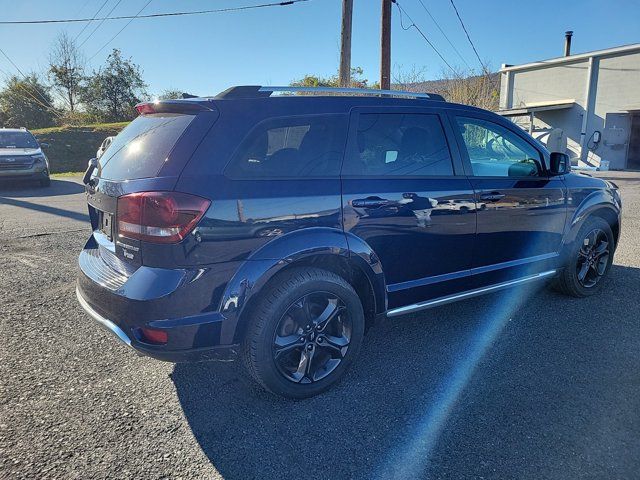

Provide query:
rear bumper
left=76, top=286, right=133, bottom=348
left=76, top=238, right=241, bottom=362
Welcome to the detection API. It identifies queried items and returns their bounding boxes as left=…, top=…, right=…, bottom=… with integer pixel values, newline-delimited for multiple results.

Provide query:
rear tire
left=242, top=267, right=365, bottom=399
left=554, top=216, right=614, bottom=297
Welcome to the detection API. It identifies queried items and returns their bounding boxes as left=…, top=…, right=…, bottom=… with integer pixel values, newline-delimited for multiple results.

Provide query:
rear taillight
left=117, top=191, right=210, bottom=244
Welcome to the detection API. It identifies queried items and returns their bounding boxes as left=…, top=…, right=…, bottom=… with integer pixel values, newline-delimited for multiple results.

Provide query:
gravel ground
left=1, top=172, right=639, bottom=479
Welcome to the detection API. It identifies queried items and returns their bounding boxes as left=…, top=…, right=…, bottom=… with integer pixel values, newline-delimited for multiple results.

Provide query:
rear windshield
left=0, top=131, right=38, bottom=149
left=98, top=113, right=194, bottom=181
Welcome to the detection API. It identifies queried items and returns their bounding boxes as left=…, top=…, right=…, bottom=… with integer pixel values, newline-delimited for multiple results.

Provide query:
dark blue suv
left=76, top=86, right=622, bottom=398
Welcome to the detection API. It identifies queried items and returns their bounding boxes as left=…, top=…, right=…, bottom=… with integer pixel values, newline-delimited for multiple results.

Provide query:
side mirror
left=549, top=152, right=570, bottom=175
left=40, top=142, right=50, bottom=148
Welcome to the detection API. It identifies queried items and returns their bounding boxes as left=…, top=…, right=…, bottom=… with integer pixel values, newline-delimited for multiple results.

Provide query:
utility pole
left=380, top=0, right=392, bottom=89
left=339, top=0, right=353, bottom=87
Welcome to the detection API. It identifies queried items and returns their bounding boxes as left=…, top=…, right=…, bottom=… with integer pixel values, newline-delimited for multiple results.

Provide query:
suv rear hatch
left=84, top=100, right=218, bottom=276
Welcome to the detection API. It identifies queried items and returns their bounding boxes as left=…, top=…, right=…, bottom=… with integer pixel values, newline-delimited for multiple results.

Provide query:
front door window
left=456, top=117, right=543, bottom=177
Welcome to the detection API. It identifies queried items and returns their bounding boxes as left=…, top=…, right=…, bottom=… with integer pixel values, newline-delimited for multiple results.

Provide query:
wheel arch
left=217, top=228, right=386, bottom=344
left=589, top=207, right=620, bottom=247
left=564, top=191, right=621, bottom=250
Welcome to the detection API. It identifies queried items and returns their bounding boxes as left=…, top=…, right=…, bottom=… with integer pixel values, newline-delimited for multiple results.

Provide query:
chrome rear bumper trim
left=386, top=270, right=557, bottom=318
left=76, top=286, right=132, bottom=347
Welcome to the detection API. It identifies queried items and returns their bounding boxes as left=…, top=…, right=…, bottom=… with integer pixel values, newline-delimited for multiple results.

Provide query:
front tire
left=554, top=216, right=614, bottom=297
left=39, top=175, right=50, bottom=187
left=242, top=267, right=365, bottom=399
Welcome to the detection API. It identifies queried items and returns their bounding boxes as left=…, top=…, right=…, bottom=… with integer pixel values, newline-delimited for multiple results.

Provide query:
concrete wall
left=508, top=60, right=589, bottom=108
left=500, top=47, right=640, bottom=169
left=501, top=60, right=588, bottom=163
left=532, top=108, right=583, bottom=160
left=595, top=53, right=640, bottom=119
left=590, top=53, right=640, bottom=168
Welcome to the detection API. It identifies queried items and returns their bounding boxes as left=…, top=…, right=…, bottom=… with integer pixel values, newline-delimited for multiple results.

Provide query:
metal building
left=498, top=38, right=640, bottom=170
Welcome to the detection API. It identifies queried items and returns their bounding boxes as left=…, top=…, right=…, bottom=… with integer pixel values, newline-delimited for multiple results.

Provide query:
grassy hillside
left=32, top=122, right=129, bottom=173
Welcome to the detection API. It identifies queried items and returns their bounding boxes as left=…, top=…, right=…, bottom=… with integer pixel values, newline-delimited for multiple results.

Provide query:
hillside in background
left=397, top=72, right=501, bottom=111
left=33, top=122, right=128, bottom=173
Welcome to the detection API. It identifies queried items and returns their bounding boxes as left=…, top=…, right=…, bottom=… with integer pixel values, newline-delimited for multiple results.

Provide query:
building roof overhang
left=500, top=43, right=640, bottom=73
left=497, top=100, right=576, bottom=117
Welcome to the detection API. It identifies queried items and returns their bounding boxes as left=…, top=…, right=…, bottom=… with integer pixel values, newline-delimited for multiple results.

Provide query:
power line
left=16, top=85, right=64, bottom=117
left=76, top=0, right=93, bottom=16
left=0, top=49, right=70, bottom=111
left=87, top=0, right=154, bottom=62
left=415, top=0, right=471, bottom=69
left=0, top=46, right=67, bottom=115
left=0, top=0, right=312, bottom=25
left=0, top=72, right=63, bottom=118
left=78, top=0, right=124, bottom=49
left=0, top=47, right=30, bottom=79
left=0, top=47, right=62, bottom=115
left=74, top=0, right=110, bottom=42
left=394, top=1, right=456, bottom=73
left=0, top=68, right=64, bottom=118
left=448, top=0, right=484, bottom=70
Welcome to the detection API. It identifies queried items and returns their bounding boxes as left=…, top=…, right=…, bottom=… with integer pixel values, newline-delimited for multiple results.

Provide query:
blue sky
left=0, top=0, right=638, bottom=98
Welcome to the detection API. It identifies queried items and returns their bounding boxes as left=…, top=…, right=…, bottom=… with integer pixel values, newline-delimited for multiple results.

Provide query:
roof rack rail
left=260, top=86, right=440, bottom=99
left=216, top=85, right=444, bottom=101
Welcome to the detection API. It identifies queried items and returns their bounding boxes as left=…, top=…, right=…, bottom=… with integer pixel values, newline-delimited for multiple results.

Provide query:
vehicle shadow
left=171, top=282, right=551, bottom=479
left=0, top=178, right=85, bottom=197
left=172, top=264, right=640, bottom=479
left=0, top=195, right=89, bottom=223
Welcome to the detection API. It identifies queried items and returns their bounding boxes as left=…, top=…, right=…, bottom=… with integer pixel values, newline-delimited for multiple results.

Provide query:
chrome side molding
left=386, top=270, right=557, bottom=318
left=76, top=286, right=133, bottom=347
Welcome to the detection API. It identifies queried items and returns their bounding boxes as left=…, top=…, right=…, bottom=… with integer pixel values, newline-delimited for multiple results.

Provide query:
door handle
left=479, top=192, right=506, bottom=202
left=352, top=198, right=391, bottom=208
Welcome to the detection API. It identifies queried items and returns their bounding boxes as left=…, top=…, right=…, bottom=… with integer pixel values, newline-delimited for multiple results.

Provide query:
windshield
left=0, top=131, right=39, bottom=149
left=98, top=113, right=194, bottom=181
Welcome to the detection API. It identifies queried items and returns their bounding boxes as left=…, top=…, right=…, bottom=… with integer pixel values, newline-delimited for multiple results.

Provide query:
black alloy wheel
left=553, top=216, right=614, bottom=298
left=576, top=228, right=610, bottom=288
left=273, top=292, right=351, bottom=384
left=242, top=267, right=365, bottom=398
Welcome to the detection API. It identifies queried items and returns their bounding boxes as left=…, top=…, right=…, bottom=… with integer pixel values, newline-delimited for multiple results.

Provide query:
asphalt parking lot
left=1, top=172, right=639, bottom=479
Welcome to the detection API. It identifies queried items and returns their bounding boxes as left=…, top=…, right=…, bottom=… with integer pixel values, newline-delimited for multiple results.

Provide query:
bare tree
left=392, top=64, right=429, bottom=92
left=48, top=32, right=85, bottom=113
left=391, top=63, right=499, bottom=111
left=435, top=63, right=499, bottom=111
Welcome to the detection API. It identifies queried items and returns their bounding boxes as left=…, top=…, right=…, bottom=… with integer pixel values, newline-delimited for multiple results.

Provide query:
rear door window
left=225, top=114, right=348, bottom=178
left=97, top=113, right=194, bottom=181
left=342, top=113, right=454, bottom=176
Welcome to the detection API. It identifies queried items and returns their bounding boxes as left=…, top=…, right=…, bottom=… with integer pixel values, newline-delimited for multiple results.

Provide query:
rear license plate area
left=99, top=211, right=114, bottom=241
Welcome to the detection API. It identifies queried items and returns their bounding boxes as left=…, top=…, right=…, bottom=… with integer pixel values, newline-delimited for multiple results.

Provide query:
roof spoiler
left=135, top=99, right=215, bottom=115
